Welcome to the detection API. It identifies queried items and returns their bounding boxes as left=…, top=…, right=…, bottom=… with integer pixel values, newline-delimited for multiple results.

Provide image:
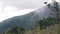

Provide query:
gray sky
left=0, top=0, right=52, bottom=9
left=0, top=0, right=59, bottom=22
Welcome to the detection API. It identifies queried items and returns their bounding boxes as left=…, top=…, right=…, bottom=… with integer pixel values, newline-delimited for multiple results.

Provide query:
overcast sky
left=0, top=0, right=59, bottom=22
left=0, top=0, right=51, bottom=9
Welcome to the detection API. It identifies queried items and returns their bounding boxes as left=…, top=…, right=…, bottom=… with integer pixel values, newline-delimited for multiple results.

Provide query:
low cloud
left=0, top=0, right=52, bottom=9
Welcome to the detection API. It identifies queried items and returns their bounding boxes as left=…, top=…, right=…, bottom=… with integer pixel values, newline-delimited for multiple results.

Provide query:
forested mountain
left=0, top=5, right=50, bottom=34
left=0, top=1, right=60, bottom=34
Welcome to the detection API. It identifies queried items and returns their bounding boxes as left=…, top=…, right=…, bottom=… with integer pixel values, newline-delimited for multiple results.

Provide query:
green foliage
left=39, top=17, right=56, bottom=29
left=4, top=26, right=25, bottom=34
left=57, top=30, right=60, bottom=34
left=3, top=17, right=60, bottom=34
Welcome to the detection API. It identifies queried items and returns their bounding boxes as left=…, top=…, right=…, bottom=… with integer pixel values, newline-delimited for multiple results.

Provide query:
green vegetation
left=3, top=17, right=60, bottom=34
left=57, top=30, right=60, bottom=34
left=2, top=0, right=60, bottom=34
left=39, top=17, right=55, bottom=29
left=4, top=26, right=25, bottom=34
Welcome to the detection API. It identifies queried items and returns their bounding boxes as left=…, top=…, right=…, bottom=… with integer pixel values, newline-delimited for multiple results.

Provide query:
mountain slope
left=0, top=6, right=51, bottom=34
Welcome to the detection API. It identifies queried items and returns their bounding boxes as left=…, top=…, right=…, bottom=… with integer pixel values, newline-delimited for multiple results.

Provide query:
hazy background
left=0, top=0, right=59, bottom=22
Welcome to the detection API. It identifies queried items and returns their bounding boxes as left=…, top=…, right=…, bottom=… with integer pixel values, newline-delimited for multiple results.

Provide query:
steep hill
left=0, top=1, right=60, bottom=34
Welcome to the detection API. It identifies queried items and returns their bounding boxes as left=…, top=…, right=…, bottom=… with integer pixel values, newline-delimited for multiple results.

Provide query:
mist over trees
left=2, top=0, right=60, bottom=34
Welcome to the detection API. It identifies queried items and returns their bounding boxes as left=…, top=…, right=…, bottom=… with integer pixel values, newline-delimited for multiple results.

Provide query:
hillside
left=3, top=17, right=60, bottom=34
left=0, top=5, right=50, bottom=34
left=0, top=1, right=60, bottom=34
